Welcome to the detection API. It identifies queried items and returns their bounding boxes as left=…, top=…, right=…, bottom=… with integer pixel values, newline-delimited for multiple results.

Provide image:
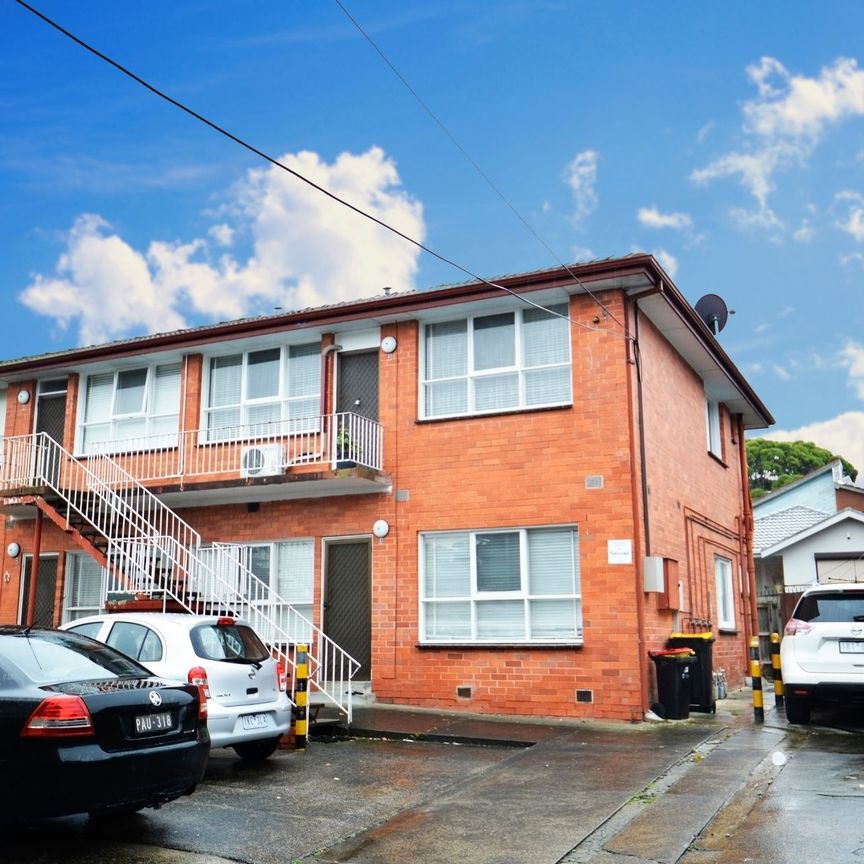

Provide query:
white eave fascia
left=632, top=289, right=771, bottom=430
left=759, top=508, right=864, bottom=557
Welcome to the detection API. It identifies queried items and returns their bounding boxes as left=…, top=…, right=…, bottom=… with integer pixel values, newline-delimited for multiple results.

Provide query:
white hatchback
left=781, top=582, right=864, bottom=724
left=62, top=613, right=292, bottom=760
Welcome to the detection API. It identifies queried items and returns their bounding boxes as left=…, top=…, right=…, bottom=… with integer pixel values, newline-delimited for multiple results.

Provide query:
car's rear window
left=0, top=630, right=148, bottom=685
left=190, top=624, right=269, bottom=663
left=795, top=592, right=864, bottom=623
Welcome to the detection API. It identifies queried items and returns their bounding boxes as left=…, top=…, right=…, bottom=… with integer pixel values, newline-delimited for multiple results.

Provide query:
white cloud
left=637, top=207, right=693, bottom=231
left=692, top=56, right=864, bottom=226
left=762, top=412, right=864, bottom=481
left=841, top=251, right=864, bottom=267
left=563, top=150, right=598, bottom=224
left=570, top=245, right=594, bottom=262
left=19, top=147, right=425, bottom=344
left=653, top=248, right=678, bottom=277
left=840, top=340, right=864, bottom=400
left=835, top=190, right=864, bottom=241
left=697, top=120, right=714, bottom=144
left=208, top=223, right=235, bottom=246
left=793, top=219, right=815, bottom=242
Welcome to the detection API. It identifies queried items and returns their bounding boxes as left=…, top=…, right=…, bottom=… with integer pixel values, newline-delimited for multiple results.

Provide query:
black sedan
left=0, top=625, right=210, bottom=821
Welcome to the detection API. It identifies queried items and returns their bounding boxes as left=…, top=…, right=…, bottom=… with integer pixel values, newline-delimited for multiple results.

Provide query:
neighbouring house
left=753, top=460, right=864, bottom=657
left=0, top=254, right=773, bottom=723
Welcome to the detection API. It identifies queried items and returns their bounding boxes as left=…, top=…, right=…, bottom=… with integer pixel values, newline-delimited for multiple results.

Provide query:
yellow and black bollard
left=770, top=632, right=784, bottom=708
left=750, top=636, right=764, bottom=723
left=293, top=643, right=309, bottom=751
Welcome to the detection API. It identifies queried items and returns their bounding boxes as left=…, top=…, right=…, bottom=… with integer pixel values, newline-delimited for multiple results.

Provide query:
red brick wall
left=637, top=311, right=751, bottom=690
left=0, top=290, right=754, bottom=721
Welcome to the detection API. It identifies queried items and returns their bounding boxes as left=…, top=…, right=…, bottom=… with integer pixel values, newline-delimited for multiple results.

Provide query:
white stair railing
left=0, top=433, right=360, bottom=721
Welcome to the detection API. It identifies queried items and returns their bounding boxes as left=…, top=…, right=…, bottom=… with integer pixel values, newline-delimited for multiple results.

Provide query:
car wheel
left=785, top=690, right=811, bottom=725
left=232, top=736, right=281, bottom=761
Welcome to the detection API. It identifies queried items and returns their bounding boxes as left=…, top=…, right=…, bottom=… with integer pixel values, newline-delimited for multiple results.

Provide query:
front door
left=35, top=379, right=68, bottom=486
left=20, top=555, right=58, bottom=626
left=35, top=379, right=68, bottom=445
left=337, top=352, right=379, bottom=421
left=323, top=540, right=372, bottom=680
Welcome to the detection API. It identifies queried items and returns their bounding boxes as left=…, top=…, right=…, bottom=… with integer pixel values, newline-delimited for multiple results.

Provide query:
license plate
left=135, top=711, right=174, bottom=734
left=242, top=713, right=268, bottom=730
left=839, top=641, right=864, bottom=653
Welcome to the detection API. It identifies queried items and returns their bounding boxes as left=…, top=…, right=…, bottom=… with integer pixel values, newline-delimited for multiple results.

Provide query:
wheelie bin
left=667, top=632, right=716, bottom=713
left=649, top=648, right=694, bottom=720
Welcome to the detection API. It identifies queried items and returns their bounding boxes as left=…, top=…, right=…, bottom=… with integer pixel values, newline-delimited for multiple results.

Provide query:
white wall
left=780, top=518, right=864, bottom=588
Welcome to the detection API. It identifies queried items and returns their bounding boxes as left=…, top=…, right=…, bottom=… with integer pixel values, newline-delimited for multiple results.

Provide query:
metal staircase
left=0, top=432, right=360, bottom=721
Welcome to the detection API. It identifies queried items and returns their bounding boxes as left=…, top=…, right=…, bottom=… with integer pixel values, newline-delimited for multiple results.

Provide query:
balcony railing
left=83, top=412, right=382, bottom=485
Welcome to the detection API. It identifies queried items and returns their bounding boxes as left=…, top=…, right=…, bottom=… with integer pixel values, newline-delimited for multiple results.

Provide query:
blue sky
left=3, top=1, right=864, bottom=471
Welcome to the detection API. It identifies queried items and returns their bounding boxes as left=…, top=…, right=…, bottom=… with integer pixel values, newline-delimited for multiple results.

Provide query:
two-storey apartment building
left=0, top=254, right=772, bottom=722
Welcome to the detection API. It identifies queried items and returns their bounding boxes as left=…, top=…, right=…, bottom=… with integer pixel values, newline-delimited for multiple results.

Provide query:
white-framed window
left=706, top=397, right=722, bottom=458
left=715, top=556, right=735, bottom=630
left=421, top=303, right=571, bottom=419
left=62, top=553, right=106, bottom=623
left=421, top=526, right=581, bottom=643
left=78, top=363, right=181, bottom=453
left=197, top=539, right=315, bottom=643
left=203, top=343, right=321, bottom=440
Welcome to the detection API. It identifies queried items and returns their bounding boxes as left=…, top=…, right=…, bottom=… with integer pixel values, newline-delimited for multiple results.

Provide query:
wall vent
left=585, top=475, right=604, bottom=490
left=575, top=689, right=594, bottom=704
left=396, top=489, right=410, bottom=502
left=456, top=685, right=473, bottom=700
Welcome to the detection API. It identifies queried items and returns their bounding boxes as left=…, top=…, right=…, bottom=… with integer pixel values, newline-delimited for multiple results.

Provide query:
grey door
left=337, top=352, right=379, bottom=421
left=35, top=380, right=67, bottom=486
left=20, top=555, right=58, bottom=627
left=323, top=540, right=372, bottom=679
left=35, top=380, right=68, bottom=445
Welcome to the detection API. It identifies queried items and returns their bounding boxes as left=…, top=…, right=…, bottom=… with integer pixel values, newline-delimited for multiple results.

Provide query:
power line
left=332, top=0, right=630, bottom=337
left=13, top=0, right=628, bottom=339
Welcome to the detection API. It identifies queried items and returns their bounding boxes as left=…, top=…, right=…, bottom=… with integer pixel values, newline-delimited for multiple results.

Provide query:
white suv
left=781, top=582, right=864, bottom=724
left=62, top=613, right=292, bottom=760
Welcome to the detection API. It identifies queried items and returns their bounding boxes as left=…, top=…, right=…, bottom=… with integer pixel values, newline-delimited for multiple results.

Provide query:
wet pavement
left=7, top=690, right=864, bottom=864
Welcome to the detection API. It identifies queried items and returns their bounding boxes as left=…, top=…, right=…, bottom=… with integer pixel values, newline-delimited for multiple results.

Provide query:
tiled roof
left=753, top=505, right=829, bottom=553
left=0, top=253, right=653, bottom=372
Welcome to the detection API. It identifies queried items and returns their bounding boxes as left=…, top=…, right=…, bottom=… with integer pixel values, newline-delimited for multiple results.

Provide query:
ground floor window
left=420, top=526, right=581, bottom=644
left=715, top=556, right=735, bottom=630
left=197, top=539, right=314, bottom=644
left=62, top=553, right=105, bottom=623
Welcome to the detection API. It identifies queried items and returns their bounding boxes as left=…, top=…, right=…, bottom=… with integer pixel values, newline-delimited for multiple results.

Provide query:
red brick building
left=0, top=254, right=772, bottom=722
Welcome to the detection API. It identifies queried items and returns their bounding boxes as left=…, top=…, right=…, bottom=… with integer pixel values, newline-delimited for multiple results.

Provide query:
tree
left=746, top=439, right=858, bottom=499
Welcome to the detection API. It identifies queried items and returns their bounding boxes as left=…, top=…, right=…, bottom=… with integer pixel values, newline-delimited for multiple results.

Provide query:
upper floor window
left=421, top=304, right=571, bottom=419
left=204, top=343, right=320, bottom=440
left=421, top=526, right=581, bottom=644
left=706, top=397, right=722, bottom=458
left=79, top=363, right=180, bottom=453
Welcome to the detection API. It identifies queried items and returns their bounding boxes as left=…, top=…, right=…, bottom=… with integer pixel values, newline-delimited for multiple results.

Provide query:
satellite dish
left=695, top=294, right=728, bottom=335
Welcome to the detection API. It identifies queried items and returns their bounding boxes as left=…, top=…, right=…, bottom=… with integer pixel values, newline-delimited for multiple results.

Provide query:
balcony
left=81, top=411, right=388, bottom=507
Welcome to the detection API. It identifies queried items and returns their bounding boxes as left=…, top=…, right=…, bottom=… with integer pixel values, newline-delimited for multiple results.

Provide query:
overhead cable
left=13, top=0, right=629, bottom=339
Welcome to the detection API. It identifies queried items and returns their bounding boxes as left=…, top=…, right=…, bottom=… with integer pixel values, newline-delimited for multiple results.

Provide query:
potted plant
left=335, top=429, right=360, bottom=468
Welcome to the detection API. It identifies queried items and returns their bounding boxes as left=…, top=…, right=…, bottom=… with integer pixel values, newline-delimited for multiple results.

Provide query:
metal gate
left=323, top=540, right=372, bottom=679
left=20, top=555, right=58, bottom=627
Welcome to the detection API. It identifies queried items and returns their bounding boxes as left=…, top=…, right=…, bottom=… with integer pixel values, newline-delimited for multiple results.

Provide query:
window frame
left=62, top=553, right=107, bottom=624
left=706, top=397, right=722, bottom=459
left=715, top=555, right=735, bottom=631
left=76, top=362, right=181, bottom=455
left=420, top=304, right=572, bottom=420
left=201, top=342, right=322, bottom=442
left=420, top=525, right=582, bottom=645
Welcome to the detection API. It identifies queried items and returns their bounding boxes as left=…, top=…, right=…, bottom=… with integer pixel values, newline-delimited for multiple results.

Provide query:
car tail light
left=784, top=618, right=813, bottom=636
left=188, top=666, right=211, bottom=720
left=277, top=662, right=287, bottom=693
left=21, top=695, right=94, bottom=738
left=216, top=617, right=235, bottom=627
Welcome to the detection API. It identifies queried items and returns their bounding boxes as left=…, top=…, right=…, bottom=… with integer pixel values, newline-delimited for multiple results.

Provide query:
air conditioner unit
left=240, top=444, right=284, bottom=478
